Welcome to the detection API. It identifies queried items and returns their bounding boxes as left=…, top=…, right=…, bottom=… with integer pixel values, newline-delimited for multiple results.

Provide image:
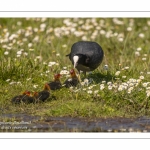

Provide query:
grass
left=0, top=18, right=150, bottom=119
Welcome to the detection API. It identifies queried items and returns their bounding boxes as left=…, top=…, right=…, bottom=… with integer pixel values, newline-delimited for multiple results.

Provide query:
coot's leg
left=83, top=71, right=86, bottom=78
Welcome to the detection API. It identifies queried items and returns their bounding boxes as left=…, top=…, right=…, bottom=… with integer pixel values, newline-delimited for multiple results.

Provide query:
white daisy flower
left=87, top=90, right=93, bottom=94
left=104, top=64, right=109, bottom=70
left=115, top=71, right=121, bottom=76
left=139, top=76, right=144, bottom=80
left=4, top=51, right=9, bottom=55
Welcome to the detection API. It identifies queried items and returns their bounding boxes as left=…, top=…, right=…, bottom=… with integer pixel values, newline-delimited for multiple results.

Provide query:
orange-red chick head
left=22, top=90, right=30, bottom=96
left=44, top=84, right=51, bottom=91
left=54, top=73, right=61, bottom=80
left=33, top=92, right=39, bottom=97
left=70, top=69, right=76, bottom=77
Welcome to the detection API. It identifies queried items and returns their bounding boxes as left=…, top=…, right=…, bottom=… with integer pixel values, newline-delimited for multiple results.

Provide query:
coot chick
left=11, top=91, right=35, bottom=104
left=33, top=83, right=50, bottom=102
left=48, top=74, right=62, bottom=90
left=63, top=69, right=79, bottom=88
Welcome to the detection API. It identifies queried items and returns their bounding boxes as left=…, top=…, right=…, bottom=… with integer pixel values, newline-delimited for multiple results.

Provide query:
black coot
left=66, top=41, right=104, bottom=75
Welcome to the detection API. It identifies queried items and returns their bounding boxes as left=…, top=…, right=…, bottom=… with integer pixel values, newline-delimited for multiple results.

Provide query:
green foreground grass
left=0, top=18, right=150, bottom=119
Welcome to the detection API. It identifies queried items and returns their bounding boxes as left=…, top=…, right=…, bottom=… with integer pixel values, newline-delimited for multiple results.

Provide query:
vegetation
left=0, top=18, right=150, bottom=119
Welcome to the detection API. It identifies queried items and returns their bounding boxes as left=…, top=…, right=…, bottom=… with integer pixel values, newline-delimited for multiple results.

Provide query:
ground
left=0, top=18, right=150, bottom=121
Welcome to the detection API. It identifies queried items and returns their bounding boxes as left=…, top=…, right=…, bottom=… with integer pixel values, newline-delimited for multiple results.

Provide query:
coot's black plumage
left=66, top=41, right=104, bottom=75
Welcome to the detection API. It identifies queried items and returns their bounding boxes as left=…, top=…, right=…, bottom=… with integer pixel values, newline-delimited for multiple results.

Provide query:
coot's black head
left=73, top=54, right=89, bottom=68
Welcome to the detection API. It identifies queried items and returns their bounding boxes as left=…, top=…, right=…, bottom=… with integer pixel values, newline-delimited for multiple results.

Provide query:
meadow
left=0, top=18, right=150, bottom=119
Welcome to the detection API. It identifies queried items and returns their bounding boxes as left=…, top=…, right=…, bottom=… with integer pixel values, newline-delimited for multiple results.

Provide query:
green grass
left=0, top=18, right=150, bottom=119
